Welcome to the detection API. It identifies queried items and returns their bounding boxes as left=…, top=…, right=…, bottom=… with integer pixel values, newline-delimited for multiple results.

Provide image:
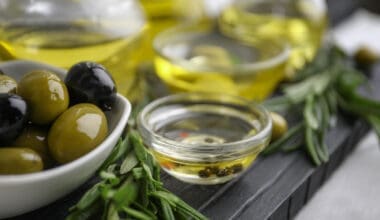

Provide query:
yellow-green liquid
left=155, top=27, right=287, bottom=100
left=141, top=0, right=205, bottom=33
left=140, top=0, right=206, bottom=59
left=219, top=0, right=327, bottom=77
left=153, top=151, right=258, bottom=184
left=0, top=23, right=147, bottom=101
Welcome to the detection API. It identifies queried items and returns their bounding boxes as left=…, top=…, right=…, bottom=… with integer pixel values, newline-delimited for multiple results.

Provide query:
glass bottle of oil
left=0, top=0, right=148, bottom=101
left=219, top=0, right=327, bottom=78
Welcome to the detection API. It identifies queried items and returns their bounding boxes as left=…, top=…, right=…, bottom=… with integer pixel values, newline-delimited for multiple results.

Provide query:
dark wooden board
left=9, top=106, right=370, bottom=220
left=8, top=1, right=378, bottom=220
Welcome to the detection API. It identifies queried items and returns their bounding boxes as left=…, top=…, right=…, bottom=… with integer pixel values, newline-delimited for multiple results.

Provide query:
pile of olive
left=0, top=62, right=117, bottom=174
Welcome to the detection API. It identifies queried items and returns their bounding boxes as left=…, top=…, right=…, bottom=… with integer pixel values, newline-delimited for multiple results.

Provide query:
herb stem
left=305, top=127, right=321, bottom=166
left=262, top=122, right=304, bottom=155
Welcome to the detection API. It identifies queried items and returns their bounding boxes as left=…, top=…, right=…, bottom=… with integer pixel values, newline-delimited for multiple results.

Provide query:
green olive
left=354, top=47, right=379, bottom=67
left=12, top=125, right=55, bottom=168
left=0, top=148, right=43, bottom=174
left=0, top=74, right=17, bottom=94
left=270, top=112, right=288, bottom=141
left=48, top=103, right=108, bottom=164
left=18, top=70, right=69, bottom=125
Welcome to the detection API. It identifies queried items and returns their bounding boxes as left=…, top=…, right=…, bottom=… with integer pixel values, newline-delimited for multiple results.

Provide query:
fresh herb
left=262, top=46, right=380, bottom=166
left=67, top=130, right=207, bottom=220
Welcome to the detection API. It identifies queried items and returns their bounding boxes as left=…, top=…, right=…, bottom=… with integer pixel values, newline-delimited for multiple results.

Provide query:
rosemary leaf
left=130, top=131, right=148, bottom=163
left=113, top=176, right=139, bottom=209
left=120, top=150, right=139, bottom=174
left=304, top=95, right=319, bottom=130
left=160, top=198, right=175, bottom=220
left=262, top=123, right=304, bottom=155
left=123, top=207, right=153, bottom=220
left=305, top=127, right=321, bottom=166
left=107, top=204, right=120, bottom=220
left=73, top=182, right=102, bottom=211
left=99, top=137, right=131, bottom=171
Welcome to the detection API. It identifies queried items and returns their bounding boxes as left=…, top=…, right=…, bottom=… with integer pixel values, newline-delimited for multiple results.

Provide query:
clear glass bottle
left=0, top=0, right=147, bottom=100
left=219, top=0, right=327, bottom=78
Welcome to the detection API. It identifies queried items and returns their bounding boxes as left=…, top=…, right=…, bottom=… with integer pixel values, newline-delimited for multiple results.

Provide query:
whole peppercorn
left=198, top=169, right=211, bottom=178
left=216, top=168, right=232, bottom=177
left=230, top=164, right=243, bottom=174
left=205, top=166, right=219, bottom=174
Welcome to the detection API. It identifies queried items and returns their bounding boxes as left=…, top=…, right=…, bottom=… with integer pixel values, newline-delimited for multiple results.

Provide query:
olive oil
left=154, top=25, right=288, bottom=100
left=219, top=0, right=327, bottom=77
left=144, top=101, right=267, bottom=184
left=140, top=0, right=205, bottom=59
left=153, top=151, right=258, bottom=184
left=0, top=23, right=147, bottom=100
left=141, top=0, right=205, bottom=34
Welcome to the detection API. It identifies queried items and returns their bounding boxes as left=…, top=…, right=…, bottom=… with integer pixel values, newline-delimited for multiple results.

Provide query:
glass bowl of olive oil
left=219, top=0, right=327, bottom=78
left=137, top=93, right=272, bottom=185
left=153, top=24, right=289, bottom=101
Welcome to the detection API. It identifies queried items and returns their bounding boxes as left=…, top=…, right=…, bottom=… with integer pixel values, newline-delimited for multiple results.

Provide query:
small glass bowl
left=137, top=93, right=272, bottom=185
left=153, top=23, right=289, bottom=100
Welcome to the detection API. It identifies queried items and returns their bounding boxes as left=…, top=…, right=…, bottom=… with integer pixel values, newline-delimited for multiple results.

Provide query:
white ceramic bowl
left=0, top=60, right=131, bottom=218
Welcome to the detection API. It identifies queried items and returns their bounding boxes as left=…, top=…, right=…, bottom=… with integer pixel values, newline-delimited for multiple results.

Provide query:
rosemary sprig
left=262, top=46, right=380, bottom=166
left=67, top=130, right=207, bottom=220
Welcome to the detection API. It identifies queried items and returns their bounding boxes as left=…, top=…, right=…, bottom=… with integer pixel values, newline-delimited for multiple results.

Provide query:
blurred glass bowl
left=0, top=0, right=147, bottom=100
left=219, top=0, right=327, bottom=78
left=153, top=24, right=289, bottom=100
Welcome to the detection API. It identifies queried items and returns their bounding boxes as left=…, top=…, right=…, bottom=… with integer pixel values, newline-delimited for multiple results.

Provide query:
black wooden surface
left=8, top=1, right=378, bottom=220
left=10, top=117, right=369, bottom=220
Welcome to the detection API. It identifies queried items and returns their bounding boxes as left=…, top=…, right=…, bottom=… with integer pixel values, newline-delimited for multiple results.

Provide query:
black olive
left=0, top=94, right=28, bottom=145
left=65, top=61, right=117, bottom=111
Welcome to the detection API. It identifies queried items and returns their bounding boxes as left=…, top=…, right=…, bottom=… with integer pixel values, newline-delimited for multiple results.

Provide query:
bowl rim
left=0, top=61, right=131, bottom=183
left=153, top=24, right=290, bottom=75
left=137, top=92, right=272, bottom=156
